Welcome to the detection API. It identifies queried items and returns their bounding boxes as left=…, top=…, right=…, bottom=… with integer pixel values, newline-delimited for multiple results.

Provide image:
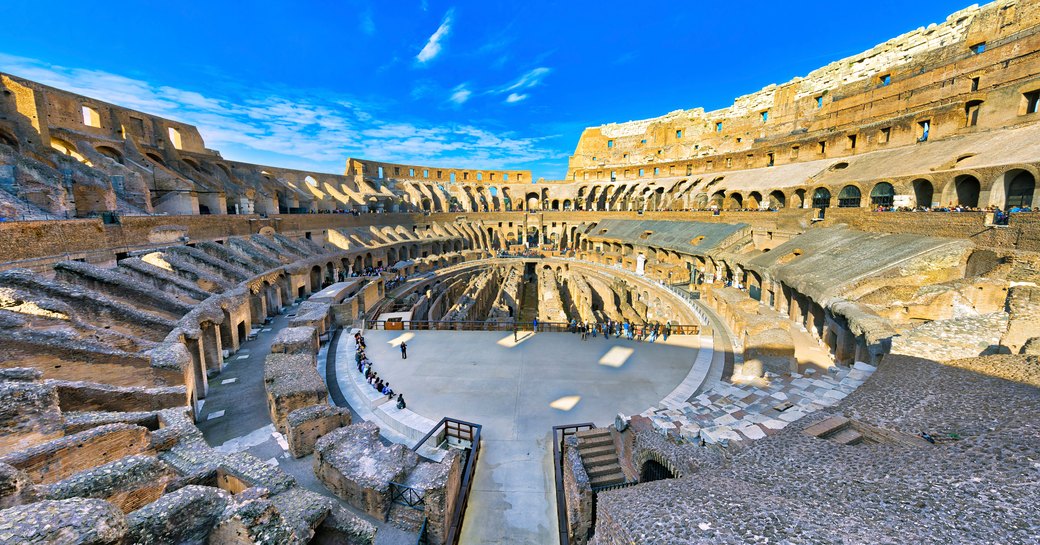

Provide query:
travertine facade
left=1, top=1, right=1039, bottom=543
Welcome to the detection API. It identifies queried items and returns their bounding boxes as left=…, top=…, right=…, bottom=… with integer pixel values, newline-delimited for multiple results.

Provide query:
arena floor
left=344, top=329, right=702, bottom=544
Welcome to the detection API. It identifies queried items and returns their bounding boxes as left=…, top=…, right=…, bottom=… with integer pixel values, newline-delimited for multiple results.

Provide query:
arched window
left=1006, top=171, right=1035, bottom=209
left=955, top=175, right=981, bottom=207
left=870, top=182, right=895, bottom=207
left=812, top=188, right=831, bottom=209
left=838, top=185, right=862, bottom=208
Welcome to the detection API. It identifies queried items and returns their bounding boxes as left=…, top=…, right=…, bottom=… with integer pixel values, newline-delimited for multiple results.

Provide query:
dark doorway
left=640, top=460, right=674, bottom=482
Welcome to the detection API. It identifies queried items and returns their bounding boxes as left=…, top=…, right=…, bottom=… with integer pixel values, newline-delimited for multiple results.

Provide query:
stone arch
left=563, top=199, right=572, bottom=210
left=912, top=178, right=935, bottom=208
left=634, top=448, right=683, bottom=481
left=726, top=192, right=744, bottom=210
left=710, top=190, right=725, bottom=209
left=768, top=190, right=786, bottom=209
left=747, top=191, right=763, bottom=210
left=988, top=168, right=1038, bottom=210
left=837, top=185, right=862, bottom=208
left=526, top=192, right=539, bottom=211
left=869, top=182, right=895, bottom=207
left=791, top=188, right=807, bottom=209
left=145, top=152, right=166, bottom=166
left=953, top=175, right=981, bottom=207
left=811, top=187, right=831, bottom=209
left=94, top=145, right=124, bottom=164
left=0, top=127, right=18, bottom=150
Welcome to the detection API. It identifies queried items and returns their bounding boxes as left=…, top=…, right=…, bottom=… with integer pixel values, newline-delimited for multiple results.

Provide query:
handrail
left=367, top=319, right=700, bottom=335
left=412, top=417, right=483, bottom=545
left=552, top=422, right=596, bottom=545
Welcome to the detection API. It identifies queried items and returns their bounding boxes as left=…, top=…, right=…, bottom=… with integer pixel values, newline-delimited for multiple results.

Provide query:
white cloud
left=505, top=93, right=527, bottom=103
left=360, top=10, right=375, bottom=35
left=0, top=53, right=564, bottom=173
left=449, top=84, right=471, bottom=105
left=416, top=8, right=454, bottom=64
left=420, top=0, right=429, bottom=11
left=502, top=67, right=551, bottom=92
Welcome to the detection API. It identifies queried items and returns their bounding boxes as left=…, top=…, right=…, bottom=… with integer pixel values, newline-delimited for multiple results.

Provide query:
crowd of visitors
left=353, top=331, right=407, bottom=410
left=560, top=318, right=673, bottom=342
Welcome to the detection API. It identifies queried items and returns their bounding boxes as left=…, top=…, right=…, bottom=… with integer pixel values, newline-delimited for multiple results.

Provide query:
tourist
left=532, top=317, right=538, bottom=332
left=400, top=341, right=408, bottom=359
left=397, top=395, right=406, bottom=410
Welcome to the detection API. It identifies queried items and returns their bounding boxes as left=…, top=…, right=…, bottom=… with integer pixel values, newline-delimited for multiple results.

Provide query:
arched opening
left=747, top=191, right=762, bottom=210
left=640, top=460, right=674, bottom=483
left=792, top=188, right=807, bottom=209
left=0, top=128, right=18, bottom=150
left=727, top=193, right=744, bottom=210
left=768, top=190, right=786, bottom=209
left=146, top=152, right=166, bottom=167
left=526, top=192, right=539, bottom=211
left=837, top=185, right=861, bottom=208
left=693, top=193, right=709, bottom=209
left=551, top=199, right=560, bottom=210
left=955, top=175, right=981, bottom=207
left=811, top=188, right=831, bottom=209
left=710, top=191, right=725, bottom=209
left=1005, top=171, right=1036, bottom=209
left=421, top=198, right=432, bottom=212
left=95, top=145, right=124, bottom=164
left=912, top=179, right=934, bottom=208
left=869, top=182, right=894, bottom=207
left=50, top=137, right=90, bottom=165
left=563, top=199, right=572, bottom=210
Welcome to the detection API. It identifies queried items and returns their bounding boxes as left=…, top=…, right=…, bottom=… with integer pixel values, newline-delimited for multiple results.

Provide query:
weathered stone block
left=263, top=353, right=327, bottom=434
left=36, top=455, right=173, bottom=513
left=313, top=422, right=418, bottom=520
left=124, top=485, right=229, bottom=545
left=285, top=404, right=351, bottom=458
left=270, top=326, right=319, bottom=359
left=0, top=498, right=127, bottom=544
left=0, top=423, right=150, bottom=484
left=0, top=369, right=64, bottom=453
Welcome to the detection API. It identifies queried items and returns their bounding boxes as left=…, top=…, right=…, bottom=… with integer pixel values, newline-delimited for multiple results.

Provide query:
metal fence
left=552, top=422, right=596, bottom=545
left=411, top=417, right=482, bottom=545
left=367, top=319, right=699, bottom=336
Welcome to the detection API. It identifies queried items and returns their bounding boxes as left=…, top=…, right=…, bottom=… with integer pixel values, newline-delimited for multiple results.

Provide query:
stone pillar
left=202, top=322, right=223, bottom=376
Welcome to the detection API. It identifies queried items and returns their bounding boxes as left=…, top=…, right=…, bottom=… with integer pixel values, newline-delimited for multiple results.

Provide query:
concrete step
left=581, top=453, right=619, bottom=468
left=829, top=427, right=864, bottom=445
left=576, top=433, right=613, bottom=449
left=590, top=471, right=626, bottom=488
left=587, top=462, right=622, bottom=479
left=575, top=428, right=611, bottom=440
left=802, top=415, right=850, bottom=438
left=578, top=444, right=616, bottom=460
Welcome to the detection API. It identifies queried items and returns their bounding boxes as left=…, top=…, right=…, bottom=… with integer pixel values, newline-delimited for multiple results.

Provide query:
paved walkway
left=339, top=329, right=702, bottom=545
left=195, top=304, right=413, bottom=545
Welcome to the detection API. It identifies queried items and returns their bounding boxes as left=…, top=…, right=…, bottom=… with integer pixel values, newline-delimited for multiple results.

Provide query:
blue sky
left=0, top=0, right=967, bottom=179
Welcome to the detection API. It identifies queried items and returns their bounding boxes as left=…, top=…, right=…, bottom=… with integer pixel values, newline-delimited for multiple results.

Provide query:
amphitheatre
left=1, top=1, right=1039, bottom=544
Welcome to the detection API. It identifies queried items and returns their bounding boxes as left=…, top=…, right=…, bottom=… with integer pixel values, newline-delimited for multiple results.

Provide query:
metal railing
left=411, top=417, right=483, bottom=545
left=367, top=319, right=699, bottom=335
left=552, top=422, right=596, bottom=545
left=416, top=517, right=429, bottom=545
left=389, top=482, right=426, bottom=511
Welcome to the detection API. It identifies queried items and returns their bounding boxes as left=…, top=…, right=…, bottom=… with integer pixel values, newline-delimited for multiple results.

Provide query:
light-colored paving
left=345, top=329, right=702, bottom=545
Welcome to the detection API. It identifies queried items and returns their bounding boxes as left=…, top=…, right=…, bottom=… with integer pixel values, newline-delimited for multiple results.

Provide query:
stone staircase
left=575, top=428, right=626, bottom=488
left=802, top=415, right=865, bottom=445
left=518, top=280, right=539, bottom=324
